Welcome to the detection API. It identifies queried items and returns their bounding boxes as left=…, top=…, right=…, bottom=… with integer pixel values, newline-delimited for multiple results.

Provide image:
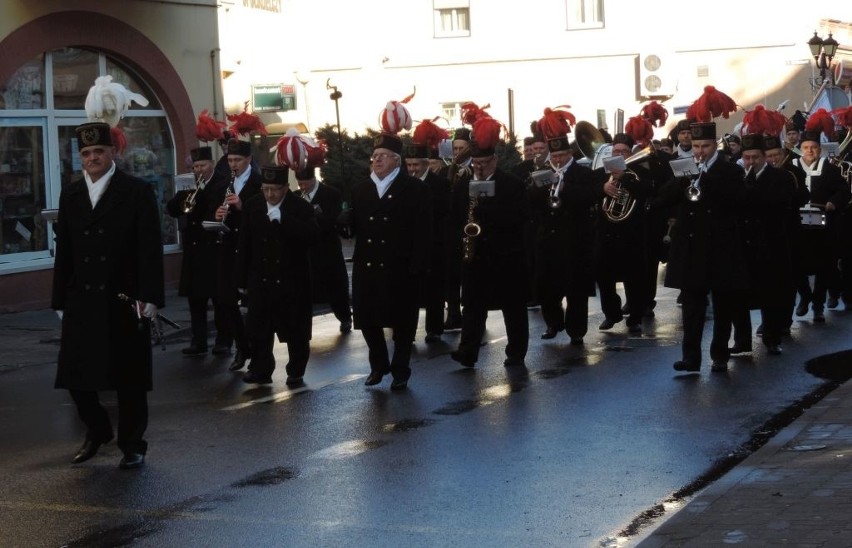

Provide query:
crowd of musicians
left=166, top=94, right=852, bottom=392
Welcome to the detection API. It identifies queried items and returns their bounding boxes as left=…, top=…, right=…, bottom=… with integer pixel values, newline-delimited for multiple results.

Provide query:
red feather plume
left=536, top=106, right=575, bottom=140
left=625, top=115, right=654, bottom=145
left=196, top=109, right=227, bottom=142
left=686, top=86, right=738, bottom=122
left=460, top=102, right=491, bottom=126
left=805, top=108, right=836, bottom=140
left=742, top=104, right=786, bottom=136
left=412, top=118, right=450, bottom=149
left=226, top=102, right=267, bottom=137
left=110, top=127, right=127, bottom=155
left=832, top=106, right=852, bottom=127
left=640, top=101, right=668, bottom=128
left=471, top=116, right=503, bottom=151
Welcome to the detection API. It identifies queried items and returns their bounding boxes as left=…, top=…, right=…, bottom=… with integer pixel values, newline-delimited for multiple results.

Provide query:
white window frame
left=565, top=0, right=604, bottom=30
left=434, top=1, right=470, bottom=38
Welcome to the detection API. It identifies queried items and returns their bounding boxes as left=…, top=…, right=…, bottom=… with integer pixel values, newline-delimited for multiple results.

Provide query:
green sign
left=252, top=84, right=296, bottom=112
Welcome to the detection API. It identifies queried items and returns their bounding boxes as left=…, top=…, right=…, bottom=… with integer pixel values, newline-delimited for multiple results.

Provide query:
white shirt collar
left=234, top=167, right=251, bottom=195
left=370, top=167, right=399, bottom=198
left=84, top=162, right=117, bottom=208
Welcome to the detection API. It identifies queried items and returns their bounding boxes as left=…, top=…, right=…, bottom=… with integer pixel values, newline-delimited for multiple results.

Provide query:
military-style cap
left=690, top=122, right=717, bottom=141
left=740, top=134, right=764, bottom=152
left=763, top=135, right=783, bottom=150
left=373, top=133, right=402, bottom=154
left=547, top=135, right=571, bottom=154
left=407, top=143, right=430, bottom=159
left=190, top=146, right=213, bottom=162
left=226, top=138, right=252, bottom=157
left=453, top=128, right=471, bottom=142
left=260, top=165, right=289, bottom=185
left=75, top=122, right=112, bottom=150
left=800, top=130, right=822, bottom=144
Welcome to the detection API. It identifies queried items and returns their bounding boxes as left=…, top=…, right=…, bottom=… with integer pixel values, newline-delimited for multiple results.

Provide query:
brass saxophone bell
left=685, top=185, right=702, bottom=202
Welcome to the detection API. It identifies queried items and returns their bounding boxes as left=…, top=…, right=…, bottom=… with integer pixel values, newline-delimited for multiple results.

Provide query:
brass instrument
left=571, top=121, right=606, bottom=160
left=462, top=192, right=482, bottom=263
left=447, top=146, right=473, bottom=186
left=828, top=130, right=852, bottom=184
left=686, top=162, right=705, bottom=202
left=548, top=170, right=563, bottom=209
left=601, top=145, right=653, bottom=222
left=182, top=172, right=204, bottom=214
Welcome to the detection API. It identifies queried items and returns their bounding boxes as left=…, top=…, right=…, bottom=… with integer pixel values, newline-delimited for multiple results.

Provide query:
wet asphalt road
left=0, top=285, right=847, bottom=547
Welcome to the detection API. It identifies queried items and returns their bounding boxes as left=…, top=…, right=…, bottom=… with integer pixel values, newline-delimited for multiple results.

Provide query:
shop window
left=0, top=48, right=178, bottom=268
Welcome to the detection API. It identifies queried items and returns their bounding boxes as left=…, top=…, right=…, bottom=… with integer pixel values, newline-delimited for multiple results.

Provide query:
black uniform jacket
left=350, top=171, right=432, bottom=328
left=209, top=169, right=262, bottom=304
left=165, top=173, right=223, bottom=299
left=302, top=182, right=348, bottom=304
left=52, top=169, right=165, bottom=391
left=236, top=191, right=319, bottom=342
left=453, top=168, right=531, bottom=308
left=654, top=156, right=748, bottom=291
left=528, top=161, right=598, bottom=295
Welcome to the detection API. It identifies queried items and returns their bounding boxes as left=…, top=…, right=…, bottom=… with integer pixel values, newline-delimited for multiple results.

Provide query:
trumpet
left=549, top=170, right=563, bottom=209
left=182, top=172, right=204, bottom=214
left=685, top=162, right=705, bottom=202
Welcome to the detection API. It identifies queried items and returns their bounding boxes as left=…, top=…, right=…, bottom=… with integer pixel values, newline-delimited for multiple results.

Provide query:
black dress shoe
left=229, top=351, right=248, bottom=371
left=598, top=317, right=621, bottom=330
left=212, top=344, right=232, bottom=356
left=118, top=452, right=145, bottom=470
left=710, top=361, right=728, bottom=373
left=243, top=370, right=273, bottom=384
left=339, top=320, right=352, bottom=334
left=627, top=323, right=642, bottom=334
left=285, top=376, right=305, bottom=387
left=390, top=378, right=408, bottom=391
left=673, top=360, right=700, bottom=372
left=728, top=345, right=752, bottom=355
left=541, top=327, right=559, bottom=340
left=181, top=344, right=208, bottom=357
left=425, top=332, right=442, bottom=343
left=813, top=310, right=826, bottom=322
left=827, top=295, right=839, bottom=309
left=795, top=299, right=810, bottom=317
left=364, top=371, right=385, bottom=386
left=71, top=437, right=111, bottom=464
left=443, top=316, right=462, bottom=331
left=766, top=344, right=783, bottom=355
left=450, top=350, right=476, bottom=368
left=570, top=337, right=584, bottom=346
left=503, top=356, right=525, bottom=367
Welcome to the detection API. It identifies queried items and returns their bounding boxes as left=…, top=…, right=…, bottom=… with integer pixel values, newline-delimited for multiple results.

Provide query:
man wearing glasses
left=348, top=134, right=432, bottom=391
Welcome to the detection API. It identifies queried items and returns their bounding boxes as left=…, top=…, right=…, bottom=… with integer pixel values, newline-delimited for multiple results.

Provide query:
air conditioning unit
left=637, top=53, right=674, bottom=99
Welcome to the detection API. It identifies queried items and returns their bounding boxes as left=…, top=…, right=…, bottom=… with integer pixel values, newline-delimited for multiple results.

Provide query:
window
left=566, top=0, right=604, bottom=30
left=441, top=102, right=467, bottom=127
left=0, top=48, right=177, bottom=268
left=434, top=1, right=470, bottom=38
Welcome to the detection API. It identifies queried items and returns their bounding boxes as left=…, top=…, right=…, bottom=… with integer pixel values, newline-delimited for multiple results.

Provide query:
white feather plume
left=84, top=75, right=149, bottom=128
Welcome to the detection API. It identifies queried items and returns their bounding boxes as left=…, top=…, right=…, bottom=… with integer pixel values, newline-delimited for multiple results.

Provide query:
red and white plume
left=686, top=86, right=738, bottom=122
left=460, top=102, right=492, bottom=126
left=831, top=106, right=852, bottom=128
left=412, top=118, right=450, bottom=149
left=805, top=108, right=836, bottom=140
left=640, top=101, right=669, bottom=128
left=274, top=129, right=326, bottom=171
left=625, top=115, right=654, bottom=146
left=196, top=109, right=227, bottom=142
left=536, top=106, right=576, bottom=140
left=227, top=102, right=267, bottom=137
left=379, top=87, right=416, bottom=134
left=741, top=104, right=787, bottom=136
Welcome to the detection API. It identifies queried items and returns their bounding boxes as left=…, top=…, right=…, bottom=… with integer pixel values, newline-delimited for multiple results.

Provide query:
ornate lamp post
left=807, top=31, right=839, bottom=90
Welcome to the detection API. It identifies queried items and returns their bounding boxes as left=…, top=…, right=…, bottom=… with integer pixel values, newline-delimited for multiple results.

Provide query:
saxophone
left=462, top=190, right=482, bottom=263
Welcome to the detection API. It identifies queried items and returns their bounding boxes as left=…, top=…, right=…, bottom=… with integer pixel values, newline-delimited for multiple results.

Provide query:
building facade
left=0, top=0, right=223, bottom=311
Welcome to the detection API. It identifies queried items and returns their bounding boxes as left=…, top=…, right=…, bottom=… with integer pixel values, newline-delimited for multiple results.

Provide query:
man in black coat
left=349, top=133, right=432, bottom=390
left=652, top=121, right=748, bottom=373
left=441, top=128, right=473, bottom=330
left=165, top=146, right=228, bottom=356
left=296, top=166, right=352, bottom=334
left=406, top=142, right=452, bottom=342
left=529, top=131, right=597, bottom=345
left=212, top=138, right=262, bottom=371
left=236, top=166, right=319, bottom=386
left=449, top=126, right=531, bottom=368
left=790, top=129, right=850, bottom=321
left=52, top=122, right=165, bottom=469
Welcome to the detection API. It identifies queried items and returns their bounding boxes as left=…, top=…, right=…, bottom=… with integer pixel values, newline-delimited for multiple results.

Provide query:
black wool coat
left=52, top=169, right=165, bottom=391
left=301, top=182, right=349, bottom=304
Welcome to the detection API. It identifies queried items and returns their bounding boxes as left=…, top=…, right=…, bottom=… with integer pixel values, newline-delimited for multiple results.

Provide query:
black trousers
left=361, top=324, right=416, bottom=382
left=597, top=268, right=647, bottom=326
left=219, top=302, right=249, bottom=355
left=457, top=299, right=529, bottom=363
left=69, top=389, right=148, bottom=455
left=188, top=296, right=230, bottom=348
left=540, top=288, right=589, bottom=341
left=680, top=288, right=741, bottom=366
left=248, top=335, right=310, bottom=379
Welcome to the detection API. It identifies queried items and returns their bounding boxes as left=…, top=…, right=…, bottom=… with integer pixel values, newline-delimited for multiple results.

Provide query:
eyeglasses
left=371, top=152, right=395, bottom=161
left=470, top=158, right=495, bottom=168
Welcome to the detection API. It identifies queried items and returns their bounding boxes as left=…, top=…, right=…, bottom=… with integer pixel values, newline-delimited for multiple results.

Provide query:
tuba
left=571, top=121, right=606, bottom=161
left=601, top=145, right=653, bottom=222
left=182, top=172, right=204, bottom=214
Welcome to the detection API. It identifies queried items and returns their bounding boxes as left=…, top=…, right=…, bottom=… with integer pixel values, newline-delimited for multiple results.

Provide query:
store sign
left=243, top=0, right=281, bottom=13
left=252, top=84, right=296, bottom=112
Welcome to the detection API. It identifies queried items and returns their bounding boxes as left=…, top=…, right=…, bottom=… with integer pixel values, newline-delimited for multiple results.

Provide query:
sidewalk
left=636, top=366, right=852, bottom=547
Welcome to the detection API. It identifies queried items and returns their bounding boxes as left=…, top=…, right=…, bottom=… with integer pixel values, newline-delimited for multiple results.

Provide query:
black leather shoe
left=795, top=299, right=810, bottom=317
left=339, top=320, right=352, bottom=334
left=570, top=337, right=584, bottom=346
left=541, top=327, right=559, bottom=340
left=598, top=317, right=621, bottom=330
left=710, top=361, right=728, bottom=373
left=443, top=316, right=462, bottom=331
left=766, top=344, right=783, bottom=355
left=181, top=344, right=208, bottom=357
left=243, top=370, right=273, bottom=384
left=425, top=332, right=442, bottom=343
left=627, top=323, right=642, bottom=334
left=827, top=295, right=839, bottom=309
left=285, top=376, right=305, bottom=387
left=390, top=378, right=408, bottom=391
left=503, top=356, right=525, bottom=367
left=813, top=309, right=826, bottom=322
left=673, top=360, right=700, bottom=372
left=364, top=371, right=385, bottom=386
left=229, top=351, right=248, bottom=371
left=71, top=437, right=111, bottom=464
left=118, top=452, right=145, bottom=470
left=450, top=350, right=476, bottom=368
left=212, top=344, right=232, bottom=356
left=728, top=345, right=752, bottom=355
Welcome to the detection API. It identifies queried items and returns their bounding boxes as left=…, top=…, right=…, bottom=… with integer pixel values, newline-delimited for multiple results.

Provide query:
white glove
left=267, top=208, right=281, bottom=223
left=142, top=302, right=158, bottom=319
left=56, top=310, right=64, bottom=320
left=237, top=287, right=247, bottom=295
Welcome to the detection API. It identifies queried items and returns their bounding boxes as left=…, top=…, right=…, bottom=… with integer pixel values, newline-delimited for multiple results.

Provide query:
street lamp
left=807, top=31, right=839, bottom=90
left=326, top=78, right=348, bottom=201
